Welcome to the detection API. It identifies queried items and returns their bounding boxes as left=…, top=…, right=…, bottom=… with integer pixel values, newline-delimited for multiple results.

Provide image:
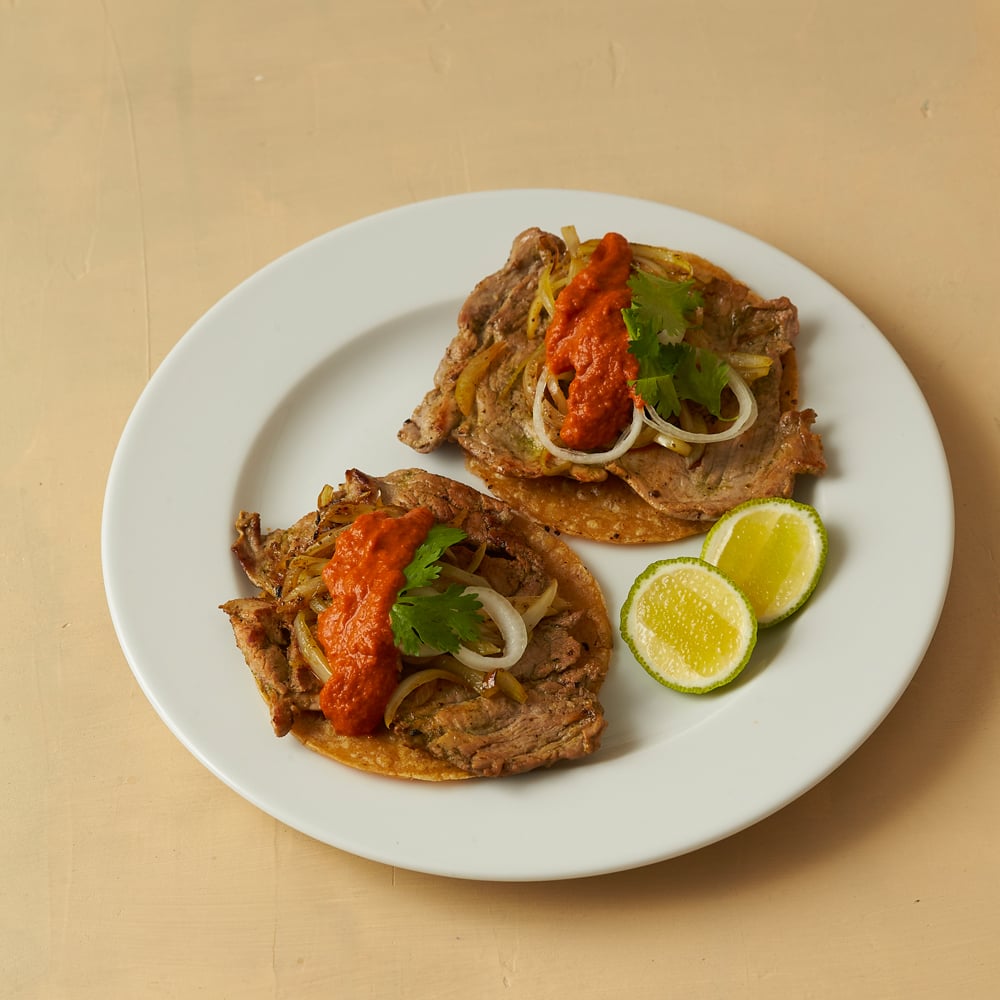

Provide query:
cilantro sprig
left=389, top=524, right=484, bottom=656
left=623, top=270, right=730, bottom=419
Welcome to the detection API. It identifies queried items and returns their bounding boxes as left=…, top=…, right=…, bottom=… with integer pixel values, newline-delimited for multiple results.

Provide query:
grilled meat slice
left=220, top=596, right=322, bottom=736
left=609, top=273, right=825, bottom=520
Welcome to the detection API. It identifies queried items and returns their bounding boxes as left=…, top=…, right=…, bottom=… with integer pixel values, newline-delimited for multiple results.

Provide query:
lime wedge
left=701, top=498, right=827, bottom=627
left=620, top=557, right=757, bottom=693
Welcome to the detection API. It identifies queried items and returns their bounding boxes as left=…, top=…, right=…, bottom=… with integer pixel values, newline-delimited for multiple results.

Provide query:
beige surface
left=3, top=1, right=998, bottom=996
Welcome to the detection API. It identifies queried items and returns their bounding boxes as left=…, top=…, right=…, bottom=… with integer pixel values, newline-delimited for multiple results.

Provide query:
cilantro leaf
left=391, top=585, right=483, bottom=657
left=629, top=337, right=685, bottom=416
left=674, top=346, right=730, bottom=419
left=621, top=307, right=662, bottom=364
left=402, top=524, right=468, bottom=590
left=623, top=269, right=730, bottom=419
left=389, top=524, right=485, bottom=656
left=626, top=270, right=702, bottom=344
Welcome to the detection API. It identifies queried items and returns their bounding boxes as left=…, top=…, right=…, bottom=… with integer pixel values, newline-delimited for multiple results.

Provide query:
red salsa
left=544, top=232, right=637, bottom=450
left=315, top=506, right=434, bottom=735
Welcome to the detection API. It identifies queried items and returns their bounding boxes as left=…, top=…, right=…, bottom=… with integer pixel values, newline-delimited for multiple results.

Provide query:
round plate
left=102, top=190, right=953, bottom=881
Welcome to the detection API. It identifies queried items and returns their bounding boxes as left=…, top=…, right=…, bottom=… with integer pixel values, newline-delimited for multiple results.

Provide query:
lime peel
left=620, top=557, right=757, bottom=694
left=701, top=497, right=827, bottom=627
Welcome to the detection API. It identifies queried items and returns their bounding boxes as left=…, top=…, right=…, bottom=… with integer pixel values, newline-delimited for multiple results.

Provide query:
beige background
left=4, top=1, right=999, bottom=997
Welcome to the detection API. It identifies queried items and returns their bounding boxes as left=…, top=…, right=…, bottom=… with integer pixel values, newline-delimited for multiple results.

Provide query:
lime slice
left=701, top=498, right=827, bottom=627
left=620, top=557, right=757, bottom=693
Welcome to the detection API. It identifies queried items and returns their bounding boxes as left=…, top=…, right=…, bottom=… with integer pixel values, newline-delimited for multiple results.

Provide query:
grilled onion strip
left=293, top=611, right=331, bottom=682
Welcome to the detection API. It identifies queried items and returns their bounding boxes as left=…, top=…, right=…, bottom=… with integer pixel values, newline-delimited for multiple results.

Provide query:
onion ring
left=453, top=585, right=529, bottom=672
left=641, top=368, right=758, bottom=445
left=532, top=366, right=645, bottom=465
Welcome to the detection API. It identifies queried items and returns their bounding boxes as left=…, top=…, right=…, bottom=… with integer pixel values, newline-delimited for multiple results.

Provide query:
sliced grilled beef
left=220, top=596, right=322, bottom=736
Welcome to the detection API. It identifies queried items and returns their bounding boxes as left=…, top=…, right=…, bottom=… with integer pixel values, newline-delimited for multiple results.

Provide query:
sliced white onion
left=532, top=367, right=645, bottom=465
left=520, top=579, right=558, bottom=630
left=641, top=368, right=758, bottom=445
left=292, top=611, right=331, bottom=682
left=436, top=562, right=491, bottom=588
left=726, top=351, right=773, bottom=383
left=453, top=585, right=528, bottom=672
left=652, top=431, right=692, bottom=456
left=545, top=371, right=569, bottom=413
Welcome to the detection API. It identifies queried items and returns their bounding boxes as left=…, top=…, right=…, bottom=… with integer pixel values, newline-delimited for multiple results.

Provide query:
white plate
left=102, top=190, right=953, bottom=881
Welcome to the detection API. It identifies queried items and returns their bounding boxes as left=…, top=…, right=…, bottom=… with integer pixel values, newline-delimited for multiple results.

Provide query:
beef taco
left=221, top=469, right=612, bottom=780
left=399, top=227, right=826, bottom=543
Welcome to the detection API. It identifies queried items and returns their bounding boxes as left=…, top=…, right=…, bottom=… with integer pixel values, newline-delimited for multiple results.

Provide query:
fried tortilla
left=221, top=469, right=613, bottom=780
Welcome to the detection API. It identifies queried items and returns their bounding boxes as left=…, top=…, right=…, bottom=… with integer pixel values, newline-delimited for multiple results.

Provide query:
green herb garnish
left=389, top=524, right=483, bottom=656
left=623, top=270, right=730, bottom=419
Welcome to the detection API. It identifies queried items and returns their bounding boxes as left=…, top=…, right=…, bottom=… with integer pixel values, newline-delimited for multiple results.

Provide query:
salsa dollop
left=544, top=231, right=637, bottom=450
left=315, top=506, right=434, bottom=735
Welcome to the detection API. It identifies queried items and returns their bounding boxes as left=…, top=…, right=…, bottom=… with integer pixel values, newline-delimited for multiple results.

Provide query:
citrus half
left=701, top=497, right=827, bottom=627
left=620, top=557, right=757, bottom=693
